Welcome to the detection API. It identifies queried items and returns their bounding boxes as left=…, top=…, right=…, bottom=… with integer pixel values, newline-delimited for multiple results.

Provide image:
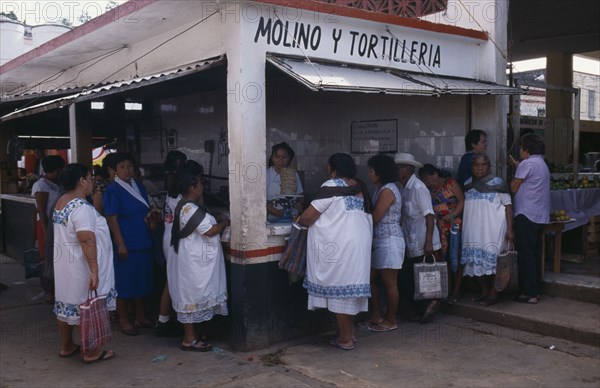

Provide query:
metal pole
left=69, top=104, right=78, bottom=163
left=573, top=89, right=580, bottom=185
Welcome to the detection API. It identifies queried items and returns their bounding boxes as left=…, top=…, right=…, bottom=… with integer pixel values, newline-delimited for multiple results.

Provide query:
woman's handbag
left=42, top=209, right=55, bottom=293
left=495, top=243, right=518, bottom=293
left=414, top=254, right=449, bottom=300
left=80, top=291, right=112, bottom=353
left=448, top=222, right=460, bottom=273
left=278, top=222, right=308, bottom=277
left=23, top=248, right=41, bottom=279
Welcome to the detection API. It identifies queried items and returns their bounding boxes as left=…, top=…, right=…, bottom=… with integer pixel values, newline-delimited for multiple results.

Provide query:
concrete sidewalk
left=1, top=255, right=599, bottom=387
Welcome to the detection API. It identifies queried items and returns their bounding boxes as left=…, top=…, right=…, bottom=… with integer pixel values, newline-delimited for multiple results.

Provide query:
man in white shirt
left=395, top=153, right=442, bottom=324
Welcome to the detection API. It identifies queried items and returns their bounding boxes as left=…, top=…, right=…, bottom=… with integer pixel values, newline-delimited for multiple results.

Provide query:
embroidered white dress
left=461, top=177, right=512, bottom=276
left=304, top=179, right=373, bottom=315
left=53, top=198, right=117, bottom=325
left=171, top=202, right=228, bottom=323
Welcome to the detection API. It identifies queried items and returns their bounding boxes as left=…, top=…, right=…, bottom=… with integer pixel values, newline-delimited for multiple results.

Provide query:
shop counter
left=1, top=194, right=37, bottom=262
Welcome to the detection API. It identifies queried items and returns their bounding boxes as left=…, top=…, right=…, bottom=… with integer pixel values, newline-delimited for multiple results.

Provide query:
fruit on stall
left=550, top=175, right=600, bottom=190
left=550, top=210, right=571, bottom=222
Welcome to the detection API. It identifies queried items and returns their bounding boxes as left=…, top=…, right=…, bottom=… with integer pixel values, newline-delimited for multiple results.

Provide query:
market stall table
left=540, top=219, right=575, bottom=279
left=548, top=187, right=600, bottom=264
left=550, top=188, right=600, bottom=231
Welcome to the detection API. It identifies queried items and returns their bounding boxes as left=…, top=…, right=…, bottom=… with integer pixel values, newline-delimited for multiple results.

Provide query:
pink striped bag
left=79, top=291, right=112, bottom=353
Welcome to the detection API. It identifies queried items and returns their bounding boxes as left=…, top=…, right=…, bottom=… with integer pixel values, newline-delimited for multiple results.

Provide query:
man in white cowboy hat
left=395, top=152, right=442, bottom=323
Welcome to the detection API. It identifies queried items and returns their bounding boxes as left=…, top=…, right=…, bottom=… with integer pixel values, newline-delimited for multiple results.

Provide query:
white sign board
left=245, top=4, right=483, bottom=79
left=351, top=119, right=397, bottom=154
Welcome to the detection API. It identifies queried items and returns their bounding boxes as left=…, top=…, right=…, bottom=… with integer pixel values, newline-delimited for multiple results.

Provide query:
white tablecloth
left=550, top=188, right=600, bottom=231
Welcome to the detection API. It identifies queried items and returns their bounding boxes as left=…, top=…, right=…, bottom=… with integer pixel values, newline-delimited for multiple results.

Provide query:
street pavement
left=1, top=255, right=599, bottom=387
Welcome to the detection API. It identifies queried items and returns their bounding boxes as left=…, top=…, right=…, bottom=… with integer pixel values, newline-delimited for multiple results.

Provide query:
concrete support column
left=68, top=103, right=93, bottom=166
left=545, top=53, right=574, bottom=163
left=0, top=121, right=17, bottom=193
left=546, top=53, right=573, bottom=118
left=226, top=34, right=271, bottom=351
left=470, top=0, right=510, bottom=179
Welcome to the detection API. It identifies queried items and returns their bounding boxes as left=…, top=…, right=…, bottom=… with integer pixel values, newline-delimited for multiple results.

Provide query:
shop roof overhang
left=1, top=56, right=225, bottom=122
left=267, top=55, right=523, bottom=96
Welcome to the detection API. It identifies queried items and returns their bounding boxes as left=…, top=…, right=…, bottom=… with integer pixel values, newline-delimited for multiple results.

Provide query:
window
left=588, top=90, right=596, bottom=119
left=91, top=101, right=104, bottom=110
left=125, top=102, right=143, bottom=111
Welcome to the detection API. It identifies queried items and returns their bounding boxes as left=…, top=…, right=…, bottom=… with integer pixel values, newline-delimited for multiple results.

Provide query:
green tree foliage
left=1, top=11, right=19, bottom=21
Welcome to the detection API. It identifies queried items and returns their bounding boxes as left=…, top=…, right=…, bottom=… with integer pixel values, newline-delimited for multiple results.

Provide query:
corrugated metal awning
left=267, top=55, right=522, bottom=96
left=1, top=55, right=226, bottom=122
left=402, top=73, right=523, bottom=95
left=267, top=55, right=436, bottom=96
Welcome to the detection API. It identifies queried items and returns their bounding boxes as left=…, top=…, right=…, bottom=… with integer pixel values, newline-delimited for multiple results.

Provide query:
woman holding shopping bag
left=53, top=164, right=116, bottom=363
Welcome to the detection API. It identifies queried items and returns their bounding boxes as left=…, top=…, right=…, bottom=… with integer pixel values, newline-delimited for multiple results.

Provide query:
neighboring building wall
left=516, top=69, right=600, bottom=122
left=575, top=72, right=600, bottom=121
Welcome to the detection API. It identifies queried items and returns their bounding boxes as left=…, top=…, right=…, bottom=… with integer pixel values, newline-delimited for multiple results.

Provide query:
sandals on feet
left=368, top=323, right=398, bottom=332
left=119, top=325, right=140, bottom=336
left=447, top=293, right=461, bottom=305
left=328, top=338, right=354, bottom=351
left=133, top=320, right=155, bottom=329
left=84, top=350, right=116, bottom=364
left=181, top=340, right=213, bottom=352
left=473, top=294, right=487, bottom=302
left=515, top=295, right=539, bottom=304
left=59, top=345, right=80, bottom=358
left=479, top=297, right=497, bottom=306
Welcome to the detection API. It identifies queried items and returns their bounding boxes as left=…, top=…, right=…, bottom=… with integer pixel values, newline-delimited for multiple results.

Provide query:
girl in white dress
left=170, top=172, right=230, bottom=352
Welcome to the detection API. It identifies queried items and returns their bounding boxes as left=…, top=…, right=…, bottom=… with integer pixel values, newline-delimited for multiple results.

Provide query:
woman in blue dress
left=103, top=153, right=153, bottom=336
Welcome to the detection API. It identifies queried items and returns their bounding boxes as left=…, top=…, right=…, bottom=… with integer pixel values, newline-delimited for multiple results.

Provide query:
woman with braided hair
left=169, top=171, right=229, bottom=352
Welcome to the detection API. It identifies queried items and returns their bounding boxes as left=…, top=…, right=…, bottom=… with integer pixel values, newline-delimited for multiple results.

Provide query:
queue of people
left=49, top=150, right=229, bottom=362
left=293, top=132, right=549, bottom=351
left=47, top=131, right=550, bottom=359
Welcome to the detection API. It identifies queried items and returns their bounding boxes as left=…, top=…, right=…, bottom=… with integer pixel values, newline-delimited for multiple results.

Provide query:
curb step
left=441, top=293, right=600, bottom=347
left=542, top=273, right=600, bottom=304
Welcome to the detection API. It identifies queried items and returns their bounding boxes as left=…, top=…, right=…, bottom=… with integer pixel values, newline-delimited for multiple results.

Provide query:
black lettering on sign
left=253, top=17, right=321, bottom=51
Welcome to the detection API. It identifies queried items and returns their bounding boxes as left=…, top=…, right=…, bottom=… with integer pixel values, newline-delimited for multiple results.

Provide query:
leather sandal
left=119, top=325, right=140, bottom=336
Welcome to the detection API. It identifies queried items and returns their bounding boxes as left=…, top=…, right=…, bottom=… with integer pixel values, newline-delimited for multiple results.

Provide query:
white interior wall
left=266, top=77, right=468, bottom=194
left=140, top=90, right=229, bottom=192
left=139, top=73, right=477, bottom=197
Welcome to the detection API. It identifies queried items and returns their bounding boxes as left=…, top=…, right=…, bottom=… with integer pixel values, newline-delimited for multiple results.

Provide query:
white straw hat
left=394, top=152, right=423, bottom=168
